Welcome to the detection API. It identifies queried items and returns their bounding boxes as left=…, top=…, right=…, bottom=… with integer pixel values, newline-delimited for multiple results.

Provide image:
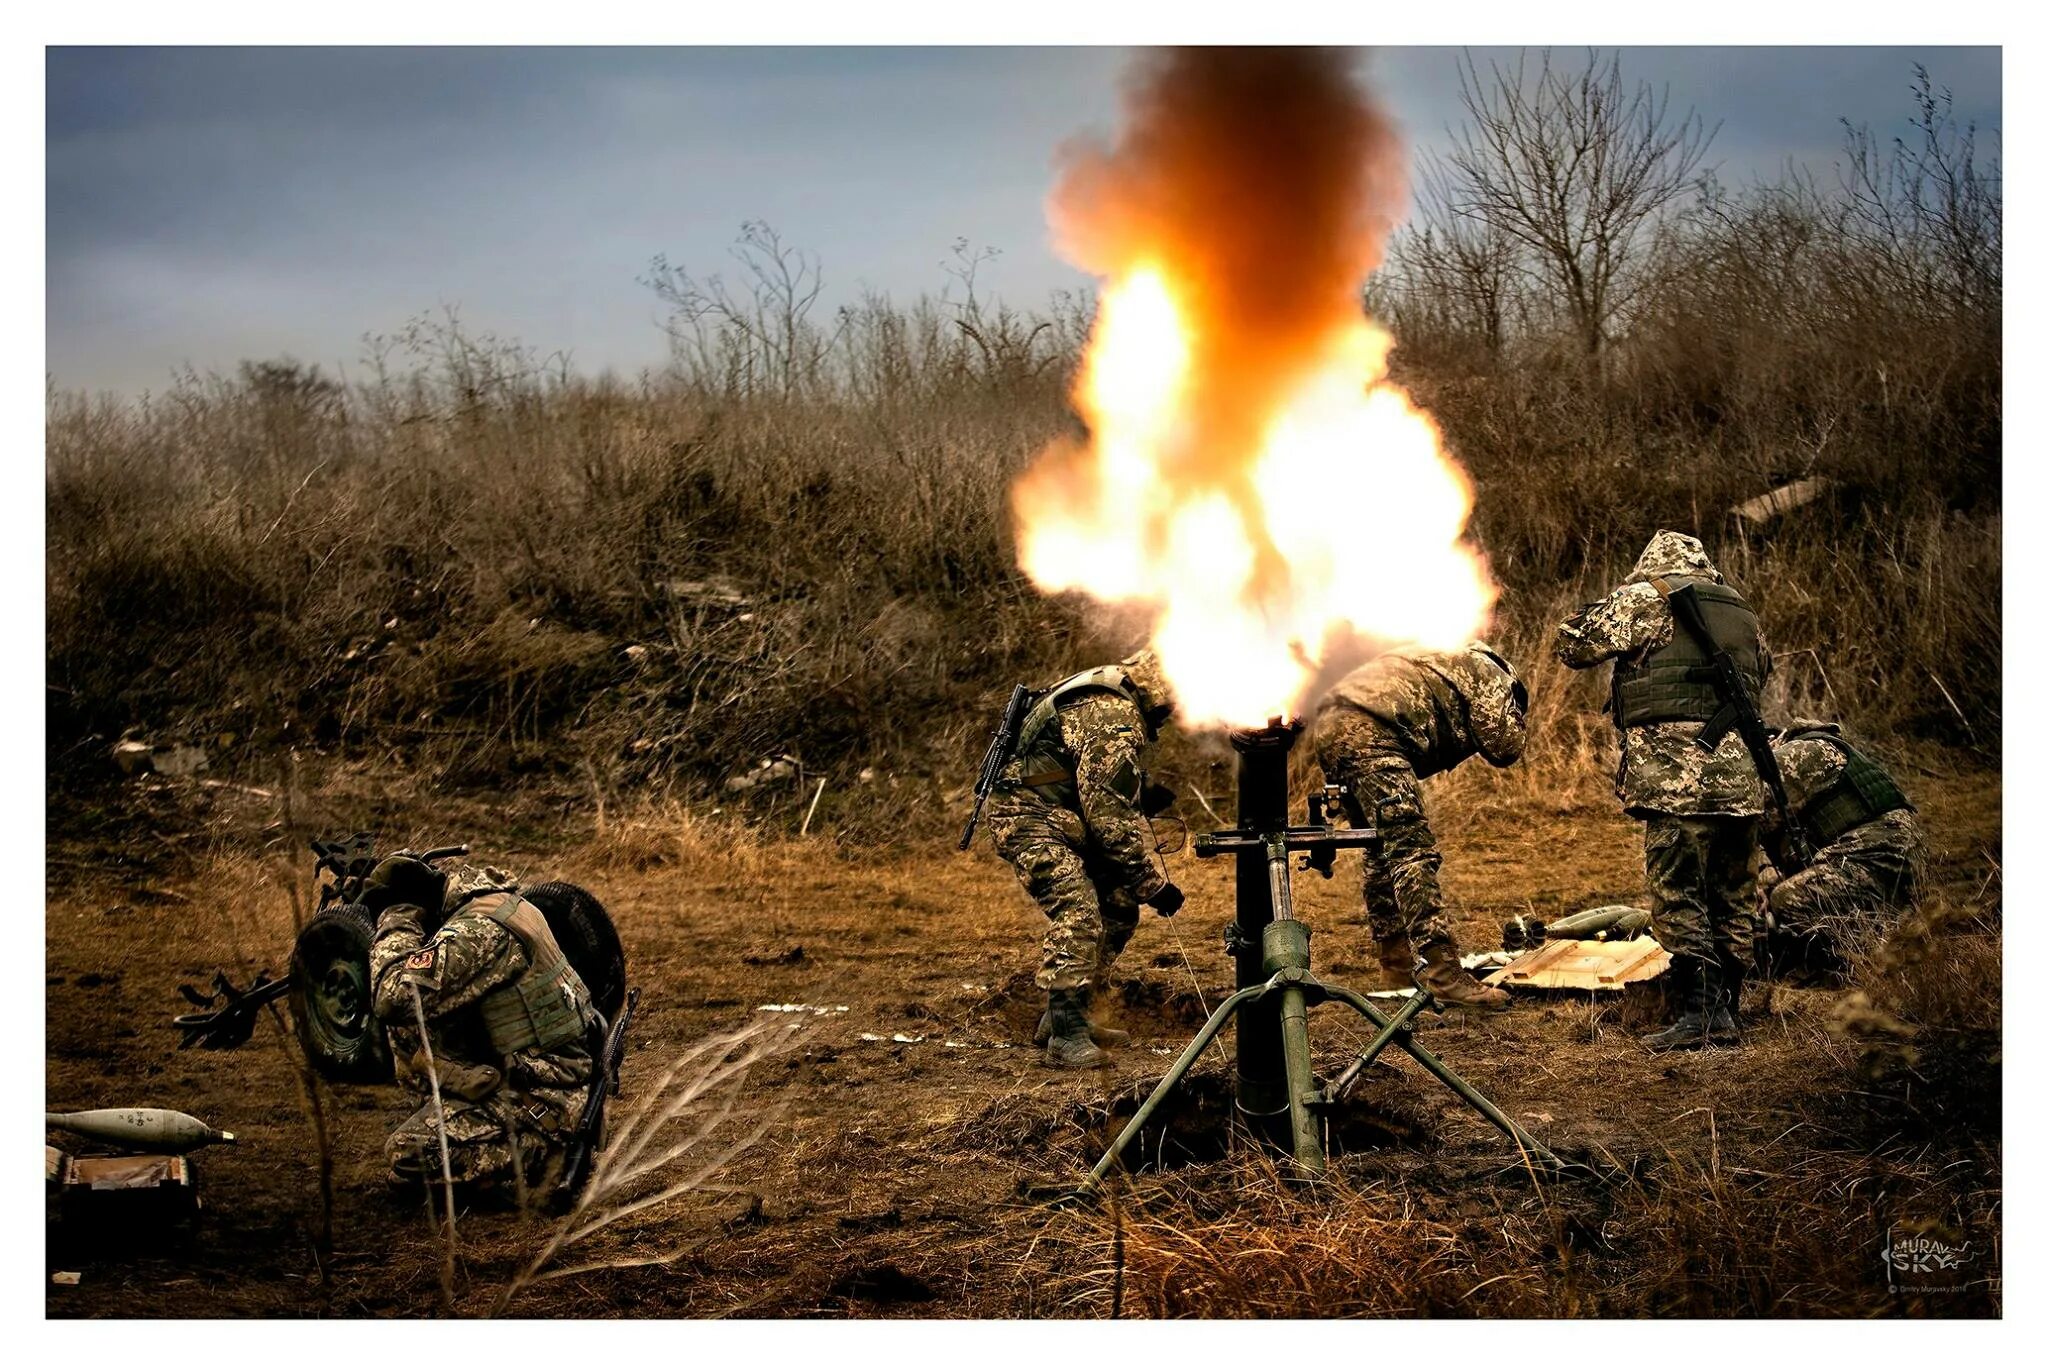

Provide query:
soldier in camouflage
left=1757, top=721, right=1926, bottom=979
left=1557, top=530, right=1770, bottom=1050
left=1311, top=643, right=1528, bottom=1009
left=982, top=650, right=1184, bottom=1069
left=365, top=856, right=601, bottom=1195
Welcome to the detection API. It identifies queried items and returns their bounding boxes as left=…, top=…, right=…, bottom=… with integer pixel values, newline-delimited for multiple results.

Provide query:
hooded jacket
left=1555, top=531, right=1773, bottom=818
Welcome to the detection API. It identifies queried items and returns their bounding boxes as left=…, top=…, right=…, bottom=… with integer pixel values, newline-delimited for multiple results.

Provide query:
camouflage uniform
left=984, top=666, right=1173, bottom=993
left=1312, top=646, right=1527, bottom=957
left=371, top=863, right=599, bottom=1191
left=1556, top=531, right=1769, bottom=984
left=1761, top=724, right=1925, bottom=959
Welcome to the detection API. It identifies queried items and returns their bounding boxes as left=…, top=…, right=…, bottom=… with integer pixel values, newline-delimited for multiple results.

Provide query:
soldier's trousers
left=1316, top=737, right=1454, bottom=951
left=988, top=803, right=1140, bottom=992
left=1642, top=815, right=1761, bottom=968
left=1769, top=811, right=1923, bottom=957
left=386, top=1089, right=574, bottom=1196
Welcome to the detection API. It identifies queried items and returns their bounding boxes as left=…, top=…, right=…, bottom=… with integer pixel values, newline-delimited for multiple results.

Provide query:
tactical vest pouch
left=472, top=894, right=596, bottom=1056
left=1613, top=578, right=1765, bottom=728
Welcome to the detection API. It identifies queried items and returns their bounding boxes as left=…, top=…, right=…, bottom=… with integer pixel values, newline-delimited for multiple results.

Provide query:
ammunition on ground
left=1545, top=906, right=1654, bottom=941
left=46, top=1107, right=236, bottom=1154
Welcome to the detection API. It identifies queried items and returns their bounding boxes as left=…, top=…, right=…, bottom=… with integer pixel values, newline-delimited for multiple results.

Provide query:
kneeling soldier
left=366, top=856, right=600, bottom=1194
left=1759, top=720, right=1926, bottom=978
left=983, top=650, right=1184, bottom=1069
left=1311, top=642, right=1528, bottom=1009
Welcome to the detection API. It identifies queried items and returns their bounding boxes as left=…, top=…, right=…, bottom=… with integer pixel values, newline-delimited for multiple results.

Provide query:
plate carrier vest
left=1612, top=575, right=1766, bottom=729
left=1005, top=665, right=1149, bottom=808
left=1780, top=724, right=1913, bottom=846
left=463, top=892, right=600, bottom=1056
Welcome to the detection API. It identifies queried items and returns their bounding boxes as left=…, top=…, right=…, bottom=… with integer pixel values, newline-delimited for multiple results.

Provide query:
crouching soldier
left=1556, top=530, right=1769, bottom=1051
left=1311, top=642, right=1528, bottom=1009
left=365, top=855, right=600, bottom=1194
left=983, top=650, right=1184, bottom=1069
left=1758, top=721, right=1926, bottom=979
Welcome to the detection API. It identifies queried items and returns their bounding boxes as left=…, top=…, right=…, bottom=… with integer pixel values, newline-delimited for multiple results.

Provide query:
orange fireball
left=1013, top=50, right=1495, bottom=729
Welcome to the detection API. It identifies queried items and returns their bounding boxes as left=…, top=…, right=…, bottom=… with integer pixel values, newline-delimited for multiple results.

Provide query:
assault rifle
left=560, top=986, right=639, bottom=1201
left=1663, top=582, right=1811, bottom=871
left=958, top=683, right=1034, bottom=851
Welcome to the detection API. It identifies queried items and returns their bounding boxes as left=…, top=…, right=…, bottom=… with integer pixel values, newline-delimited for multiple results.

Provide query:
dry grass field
left=45, top=743, right=1999, bottom=1318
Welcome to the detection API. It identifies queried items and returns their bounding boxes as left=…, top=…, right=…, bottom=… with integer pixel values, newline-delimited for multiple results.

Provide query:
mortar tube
left=1230, top=721, right=1296, bottom=1139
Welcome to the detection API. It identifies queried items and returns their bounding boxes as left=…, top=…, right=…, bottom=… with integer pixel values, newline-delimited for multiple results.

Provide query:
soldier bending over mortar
left=1311, top=643, right=1529, bottom=1010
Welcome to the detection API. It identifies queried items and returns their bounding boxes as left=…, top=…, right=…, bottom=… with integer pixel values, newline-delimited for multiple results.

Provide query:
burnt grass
left=44, top=758, right=2000, bottom=1318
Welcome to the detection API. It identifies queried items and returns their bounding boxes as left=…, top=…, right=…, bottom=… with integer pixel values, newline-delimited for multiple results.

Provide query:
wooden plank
left=1487, top=937, right=1671, bottom=992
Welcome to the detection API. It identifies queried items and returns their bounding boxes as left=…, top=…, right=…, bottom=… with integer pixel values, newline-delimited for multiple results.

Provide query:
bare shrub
left=492, top=1018, right=797, bottom=1315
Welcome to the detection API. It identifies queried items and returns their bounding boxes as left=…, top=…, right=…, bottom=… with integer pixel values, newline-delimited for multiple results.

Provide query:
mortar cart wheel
left=288, top=904, right=392, bottom=1083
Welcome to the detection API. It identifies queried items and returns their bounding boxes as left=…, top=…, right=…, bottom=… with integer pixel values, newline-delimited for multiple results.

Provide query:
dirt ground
left=45, top=757, right=2002, bottom=1318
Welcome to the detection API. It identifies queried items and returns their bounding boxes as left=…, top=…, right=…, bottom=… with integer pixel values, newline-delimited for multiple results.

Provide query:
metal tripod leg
left=1321, top=983, right=1566, bottom=1176
left=1323, top=988, right=1432, bottom=1104
left=1073, top=980, right=1265, bottom=1199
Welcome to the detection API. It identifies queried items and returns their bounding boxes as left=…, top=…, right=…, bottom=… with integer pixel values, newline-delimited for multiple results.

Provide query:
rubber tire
left=288, top=904, right=393, bottom=1083
left=523, top=882, right=628, bottom=1023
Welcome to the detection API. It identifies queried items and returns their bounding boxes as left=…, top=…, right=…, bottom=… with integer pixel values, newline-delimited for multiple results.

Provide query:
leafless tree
left=1437, top=48, right=1717, bottom=357
left=1837, top=65, right=2001, bottom=315
left=646, top=221, right=846, bottom=400
left=1390, top=148, right=1526, bottom=360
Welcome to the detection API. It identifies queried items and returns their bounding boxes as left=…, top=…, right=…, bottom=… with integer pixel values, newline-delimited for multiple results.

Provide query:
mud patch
left=828, top=1263, right=935, bottom=1305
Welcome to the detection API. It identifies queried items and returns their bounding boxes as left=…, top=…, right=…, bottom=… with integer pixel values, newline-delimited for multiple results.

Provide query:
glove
left=1147, top=884, right=1185, bottom=918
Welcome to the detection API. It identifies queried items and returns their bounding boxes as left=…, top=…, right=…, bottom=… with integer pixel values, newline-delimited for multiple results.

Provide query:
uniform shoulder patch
left=404, top=948, right=438, bottom=972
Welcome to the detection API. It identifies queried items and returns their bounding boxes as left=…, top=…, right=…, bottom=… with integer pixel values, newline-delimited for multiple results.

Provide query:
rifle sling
left=1658, top=580, right=1791, bottom=816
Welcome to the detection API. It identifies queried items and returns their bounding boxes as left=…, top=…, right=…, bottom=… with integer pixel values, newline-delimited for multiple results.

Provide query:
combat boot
left=1034, top=1010, right=1129, bottom=1047
left=1645, top=956, right=1736, bottom=1051
left=1414, top=939, right=1510, bottom=1011
left=1043, top=988, right=1108, bottom=1069
left=1711, top=952, right=1747, bottom=1040
left=1375, top=933, right=1418, bottom=991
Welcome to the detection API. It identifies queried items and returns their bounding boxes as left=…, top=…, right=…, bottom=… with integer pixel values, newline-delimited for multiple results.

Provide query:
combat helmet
left=1119, top=648, right=1178, bottom=732
left=360, top=854, right=448, bottom=919
left=1469, top=640, right=1528, bottom=718
left=1624, top=529, right=1722, bottom=585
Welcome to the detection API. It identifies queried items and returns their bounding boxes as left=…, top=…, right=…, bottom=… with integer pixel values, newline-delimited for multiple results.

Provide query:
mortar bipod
left=1070, top=817, right=1569, bottom=1199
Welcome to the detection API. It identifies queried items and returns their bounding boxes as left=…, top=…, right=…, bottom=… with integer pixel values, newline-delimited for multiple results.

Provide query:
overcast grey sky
left=46, top=46, right=2001, bottom=396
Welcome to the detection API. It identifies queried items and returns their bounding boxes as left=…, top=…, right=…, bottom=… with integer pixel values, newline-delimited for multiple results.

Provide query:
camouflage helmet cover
left=1625, top=529, right=1722, bottom=585
left=1119, top=648, right=1177, bottom=729
left=1469, top=640, right=1528, bottom=717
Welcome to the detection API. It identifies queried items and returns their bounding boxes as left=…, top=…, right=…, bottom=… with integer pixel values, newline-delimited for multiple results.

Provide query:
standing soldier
left=983, top=650, right=1184, bottom=1069
left=1757, top=721, right=1926, bottom=979
left=365, top=855, right=602, bottom=1193
left=1556, top=530, right=1772, bottom=1051
left=1311, top=642, right=1528, bottom=1009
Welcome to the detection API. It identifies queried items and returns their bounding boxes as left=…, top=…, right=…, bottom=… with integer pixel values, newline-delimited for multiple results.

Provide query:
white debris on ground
left=111, top=738, right=210, bottom=779
left=855, top=1032, right=1018, bottom=1050
left=756, top=1003, right=850, bottom=1015
left=725, top=755, right=801, bottom=793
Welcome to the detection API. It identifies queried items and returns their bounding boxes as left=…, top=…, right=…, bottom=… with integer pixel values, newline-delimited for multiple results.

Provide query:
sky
left=46, top=46, right=2002, bottom=397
